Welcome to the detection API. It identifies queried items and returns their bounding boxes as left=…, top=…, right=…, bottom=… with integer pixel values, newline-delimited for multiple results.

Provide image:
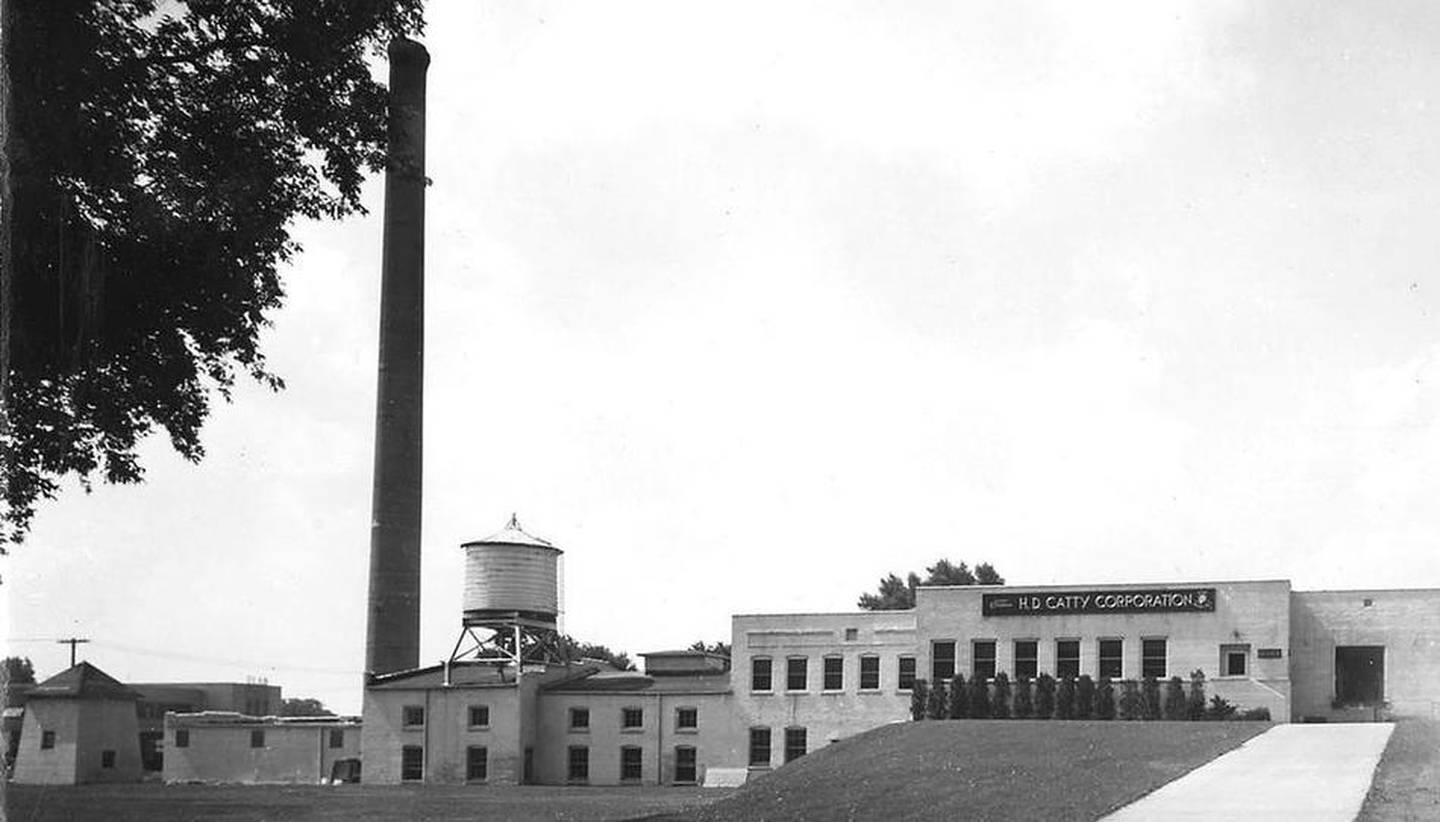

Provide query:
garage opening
left=1335, top=646, right=1385, bottom=706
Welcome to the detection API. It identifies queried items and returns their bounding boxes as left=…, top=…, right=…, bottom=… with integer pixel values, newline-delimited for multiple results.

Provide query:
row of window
left=750, top=655, right=918, bottom=693
left=400, top=745, right=490, bottom=781
left=403, top=705, right=490, bottom=729
left=931, top=639, right=1172, bottom=682
left=168, top=728, right=345, bottom=750
left=748, top=726, right=807, bottom=766
left=566, top=706, right=698, bottom=732
left=566, top=745, right=698, bottom=783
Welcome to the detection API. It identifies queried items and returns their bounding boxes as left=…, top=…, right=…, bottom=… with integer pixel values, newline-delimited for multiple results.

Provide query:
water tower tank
left=461, top=515, right=562, bottom=626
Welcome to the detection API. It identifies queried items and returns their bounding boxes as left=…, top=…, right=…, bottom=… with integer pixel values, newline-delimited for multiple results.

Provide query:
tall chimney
left=365, top=38, right=429, bottom=678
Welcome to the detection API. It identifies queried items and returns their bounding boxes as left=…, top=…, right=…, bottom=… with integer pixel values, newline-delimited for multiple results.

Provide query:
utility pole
left=56, top=637, right=89, bottom=667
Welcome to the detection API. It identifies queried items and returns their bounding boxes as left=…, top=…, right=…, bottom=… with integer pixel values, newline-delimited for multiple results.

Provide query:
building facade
left=164, top=713, right=360, bottom=783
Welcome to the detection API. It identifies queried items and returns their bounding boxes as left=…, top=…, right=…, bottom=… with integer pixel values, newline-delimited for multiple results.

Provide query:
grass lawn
left=2, top=783, right=728, bottom=822
left=647, top=719, right=1270, bottom=822
left=1358, top=718, right=1440, bottom=821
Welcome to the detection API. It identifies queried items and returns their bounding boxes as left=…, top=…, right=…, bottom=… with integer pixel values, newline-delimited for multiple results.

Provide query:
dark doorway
left=1335, top=646, right=1385, bottom=706
left=523, top=746, right=534, bottom=784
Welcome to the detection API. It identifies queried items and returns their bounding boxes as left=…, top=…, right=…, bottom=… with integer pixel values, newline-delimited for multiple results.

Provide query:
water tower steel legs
left=364, top=38, right=429, bottom=679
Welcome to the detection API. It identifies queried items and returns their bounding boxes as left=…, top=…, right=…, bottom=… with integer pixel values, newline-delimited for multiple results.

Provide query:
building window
left=973, top=640, right=997, bottom=680
left=41, top=730, right=55, bottom=750
left=932, top=641, right=957, bottom=682
left=898, top=656, right=917, bottom=690
left=468, top=705, right=490, bottom=728
left=1222, top=644, right=1249, bottom=677
left=1142, top=639, right=1168, bottom=679
left=786, top=657, right=808, bottom=691
left=567, top=746, right=589, bottom=782
left=676, top=707, right=698, bottom=731
left=751, top=657, right=773, bottom=692
left=749, top=727, right=772, bottom=767
left=823, top=656, right=844, bottom=691
left=329, top=729, right=344, bottom=749
left=1014, top=640, right=1038, bottom=680
left=1098, top=639, right=1123, bottom=679
left=250, top=729, right=265, bottom=749
left=401, top=745, right=424, bottom=781
left=621, top=707, right=644, bottom=730
left=859, top=656, right=881, bottom=690
left=466, top=746, right=488, bottom=781
left=101, top=750, right=116, bottom=768
left=174, top=729, right=189, bottom=748
left=845, top=627, right=859, bottom=641
left=784, top=727, right=807, bottom=763
left=675, top=746, right=697, bottom=783
left=402, top=705, right=425, bottom=728
left=1056, top=639, right=1080, bottom=679
left=570, top=707, right=590, bottom=731
left=621, top=746, right=643, bottom=781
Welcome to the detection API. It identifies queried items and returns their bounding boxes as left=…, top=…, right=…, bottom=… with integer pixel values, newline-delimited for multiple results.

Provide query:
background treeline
left=910, top=670, right=1271, bottom=722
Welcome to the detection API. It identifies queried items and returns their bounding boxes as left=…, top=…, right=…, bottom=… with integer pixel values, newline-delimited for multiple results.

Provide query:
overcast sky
left=7, top=1, right=1440, bottom=713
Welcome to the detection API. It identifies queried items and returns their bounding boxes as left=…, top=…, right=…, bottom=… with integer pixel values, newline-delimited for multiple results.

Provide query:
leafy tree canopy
left=0, top=0, right=425, bottom=547
left=565, top=636, right=633, bottom=672
left=688, top=640, right=731, bottom=657
left=2, top=656, right=36, bottom=686
left=280, top=696, right=335, bottom=717
left=857, top=560, right=1005, bottom=610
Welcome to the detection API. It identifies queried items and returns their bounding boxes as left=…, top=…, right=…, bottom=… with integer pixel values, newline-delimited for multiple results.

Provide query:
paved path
left=1104, top=723, right=1395, bottom=821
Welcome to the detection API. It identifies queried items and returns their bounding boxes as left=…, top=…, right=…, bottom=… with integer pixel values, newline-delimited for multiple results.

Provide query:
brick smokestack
left=365, top=38, right=429, bottom=678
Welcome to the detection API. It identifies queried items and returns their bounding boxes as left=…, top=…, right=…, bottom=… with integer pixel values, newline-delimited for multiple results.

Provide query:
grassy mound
left=653, top=719, right=1269, bottom=822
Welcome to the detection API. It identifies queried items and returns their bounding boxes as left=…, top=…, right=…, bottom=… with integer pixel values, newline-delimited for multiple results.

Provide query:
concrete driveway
left=1103, top=723, right=1394, bottom=821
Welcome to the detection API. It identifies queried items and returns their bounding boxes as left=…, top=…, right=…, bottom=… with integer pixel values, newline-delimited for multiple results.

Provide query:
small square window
left=329, top=729, right=344, bottom=749
left=621, top=746, right=643, bottom=781
left=469, top=705, right=490, bottom=728
left=40, top=730, right=55, bottom=750
left=402, top=705, right=425, bottom=728
left=250, top=729, right=265, bottom=749
left=1222, top=644, right=1250, bottom=677
left=844, top=628, right=858, bottom=641
left=174, top=729, right=189, bottom=748
left=621, top=707, right=643, bottom=729
left=570, top=707, right=590, bottom=731
left=101, top=750, right=116, bottom=768
left=676, top=707, right=698, bottom=731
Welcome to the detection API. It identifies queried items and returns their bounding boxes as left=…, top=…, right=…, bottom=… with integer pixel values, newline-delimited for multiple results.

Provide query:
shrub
left=1118, top=680, right=1144, bottom=720
left=1095, top=676, right=1116, bottom=720
left=1164, top=676, right=1188, bottom=720
left=1013, top=676, right=1034, bottom=719
left=1035, top=674, right=1056, bottom=719
left=1206, top=695, right=1237, bottom=721
left=1238, top=707, right=1272, bottom=721
left=926, top=680, right=948, bottom=720
left=969, top=675, right=992, bottom=719
left=910, top=679, right=929, bottom=721
left=1186, top=670, right=1207, bottom=721
left=1076, top=675, right=1095, bottom=719
left=948, top=674, right=968, bottom=719
left=1141, top=676, right=1162, bottom=720
left=992, top=672, right=1012, bottom=719
left=1055, top=676, right=1076, bottom=720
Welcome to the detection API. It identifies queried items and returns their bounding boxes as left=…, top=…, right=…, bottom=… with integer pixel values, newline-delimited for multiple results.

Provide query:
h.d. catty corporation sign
left=982, top=588, right=1217, bottom=617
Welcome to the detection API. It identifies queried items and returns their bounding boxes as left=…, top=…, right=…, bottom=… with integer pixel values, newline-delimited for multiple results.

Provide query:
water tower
left=446, top=515, right=568, bottom=670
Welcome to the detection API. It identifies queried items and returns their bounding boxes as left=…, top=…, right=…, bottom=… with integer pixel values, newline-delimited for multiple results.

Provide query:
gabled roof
left=28, top=662, right=141, bottom=702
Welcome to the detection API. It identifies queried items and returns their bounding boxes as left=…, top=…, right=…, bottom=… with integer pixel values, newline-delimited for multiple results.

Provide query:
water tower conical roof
left=466, top=514, right=557, bottom=550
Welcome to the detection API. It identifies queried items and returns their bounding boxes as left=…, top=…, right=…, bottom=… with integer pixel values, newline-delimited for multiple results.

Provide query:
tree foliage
left=947, top=673, right=967, bottom=719
left=565, top=637, right=634, bottom=671
left=687, top=640, right=731, bottom=657
left=280, top=697, right=334, bottom=717
left=857, top=560, right=1005, bottom=610
left=2, top=656, right=35, bottom=686
left=0, top=0, right=425, bottom=546
left=910, top=678, right=929, bottom=721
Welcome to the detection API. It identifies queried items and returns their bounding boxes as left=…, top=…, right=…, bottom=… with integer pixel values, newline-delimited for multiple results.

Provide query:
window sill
left=620, top=728, right=644, bottom=734
left=858, top=688, right=883, bottom=694
left=568, top=728, right=590, bottom=734
left=467, top=726, right=490, bottom=732
left=821, top=689, right=845, bottom=695
left=674, top=728, right=698, bottom=734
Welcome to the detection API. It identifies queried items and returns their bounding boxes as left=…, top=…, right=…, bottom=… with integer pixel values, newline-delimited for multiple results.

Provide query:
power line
left=57, top=637, right=90, bottom=667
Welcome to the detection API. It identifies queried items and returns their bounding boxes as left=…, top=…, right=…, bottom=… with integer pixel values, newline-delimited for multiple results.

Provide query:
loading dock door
left=1335, top=646, right=1385, bottom=706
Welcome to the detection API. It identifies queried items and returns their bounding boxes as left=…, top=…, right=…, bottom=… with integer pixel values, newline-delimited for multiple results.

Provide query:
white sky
left=7, top=1, right=1440, bottom=714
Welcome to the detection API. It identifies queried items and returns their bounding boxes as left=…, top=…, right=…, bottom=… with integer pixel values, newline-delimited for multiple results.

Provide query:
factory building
left=355, top=519, right=1440, bottom=786
left=164, top=713, right=361, bottom=784
left=11, top=663, right=143, bottom=784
